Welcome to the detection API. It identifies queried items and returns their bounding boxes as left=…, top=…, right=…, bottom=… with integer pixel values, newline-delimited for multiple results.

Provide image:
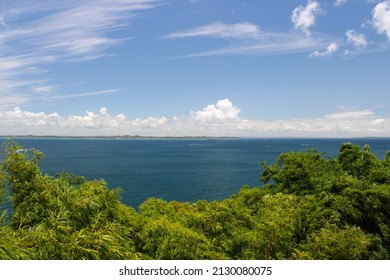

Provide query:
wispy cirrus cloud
left=334, top=0, right=347, bottom=7
left=164, top=24, right=332, bottom=58
left=45, top=89, right=120, bottom=101
left=32, top=86, right=58, bottom=94
left=0, top=0, right=160, bottom=109
left=0, top=16, right=6, bottom=27
left=1, top=0, right=160, bottom=57
left=181, top=35, right=331, bottom=58
left=324, top=109, right=376, bottom=119
left=0, top=95, right=29, bottom=111
left=163, top=22, right=261, bottom=40
left=163, top=1, right=332, bottom=58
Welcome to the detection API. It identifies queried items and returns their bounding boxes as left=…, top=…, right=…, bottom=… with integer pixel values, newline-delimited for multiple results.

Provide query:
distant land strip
left=0, top=135, right=241, bottom=140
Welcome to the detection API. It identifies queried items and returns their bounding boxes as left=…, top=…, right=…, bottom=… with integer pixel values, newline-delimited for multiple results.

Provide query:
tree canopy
left=0, top=141, right=389, bottom=259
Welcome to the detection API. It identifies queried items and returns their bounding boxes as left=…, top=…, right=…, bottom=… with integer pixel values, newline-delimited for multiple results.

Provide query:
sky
left=0, top=0, right=390, bottom=137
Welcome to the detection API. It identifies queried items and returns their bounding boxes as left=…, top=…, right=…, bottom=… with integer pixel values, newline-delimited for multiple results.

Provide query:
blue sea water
left=1, top=138, right=389, bottom=208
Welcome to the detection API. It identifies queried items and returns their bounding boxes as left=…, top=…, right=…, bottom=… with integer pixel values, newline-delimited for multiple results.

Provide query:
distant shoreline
left=0, top=135, right=240, bottom=141
left=1, top=135, right=390, bottom=140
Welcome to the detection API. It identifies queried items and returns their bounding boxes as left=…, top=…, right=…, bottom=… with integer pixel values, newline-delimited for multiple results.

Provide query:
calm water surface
left=1, top=138, right=389, bottom=207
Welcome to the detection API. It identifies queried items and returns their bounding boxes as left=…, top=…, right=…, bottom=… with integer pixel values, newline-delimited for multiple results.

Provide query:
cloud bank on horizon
left=1, top=0, right=390, bottom=137
left=1, top=99, right=388, bottom=137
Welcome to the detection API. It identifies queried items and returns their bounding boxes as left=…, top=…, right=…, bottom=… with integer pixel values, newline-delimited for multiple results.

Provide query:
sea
left=1, top=138, right=389, bottom=208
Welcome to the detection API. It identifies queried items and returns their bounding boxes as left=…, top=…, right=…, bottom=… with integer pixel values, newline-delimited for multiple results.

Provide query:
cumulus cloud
left=309, top=42, right=338, bottom=58
left=372, top=0, right=390, bottom=40
left=291, top=0, right=323, bottom=36
left=164, top=22, right=261, bottom=40
left=131, top=117, right=168, bottom=128
left=237, top=109, right=388, bottom=137
left=0, top=107, right=60, bottom=128
left=372, top=118, right=385, bottom=125
left=190, top=104, right=387, bottom=137
left=193, top=99, right=241, bottom=122
left=0, top=107, right=168, bottom=136
left=345, top=30, right=368, bottom=48
left=0, top=100, right=389, bottom=137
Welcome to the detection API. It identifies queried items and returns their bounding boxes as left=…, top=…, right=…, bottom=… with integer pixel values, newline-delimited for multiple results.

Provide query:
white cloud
left=167, top=30, right=332, bottom=58
left=164, top=22, right=261, bottom=40
left=0, top=107, right=60, bottom=128
left=291, top=0, right=323, bottom=36
left=309, top=42, right=338, bottom=58
left=0, top=16, right=6, bottom=27
left=324, top=109, right=375, bottom=119
left=0, top=95, right=29, bottom=110
left=372, top=118, right=385, bottom=125
left=164, top=2, right=337, bottom=59
left=9, top=0, right=159, bottom=58
left=0, top=55, right=54, bottom=71
left=1, top=100, right=389, bottom=137
left=193, top=99, right=241, bottom=122
left=372, top=0, right=390, bottom=40
left=0, top=107, right=168, bottom=136
left=334, top=0, right=347, bottom=7
left=131, top=117, right=168, bottom=128
left=0, top=0, right=159, bottom=103
left=33, top=86, right=57, bottom=93
left=46, top=89, right=119, bottom=101
left=236, top=109, right=388, bottom=137
left=345, top=30, right=368, bottom=48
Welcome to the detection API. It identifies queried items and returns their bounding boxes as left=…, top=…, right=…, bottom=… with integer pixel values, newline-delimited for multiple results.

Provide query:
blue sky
left=1, top=0, right=390, bottom=137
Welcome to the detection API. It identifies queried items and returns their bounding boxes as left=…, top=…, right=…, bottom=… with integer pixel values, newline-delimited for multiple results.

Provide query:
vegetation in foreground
left=0, top=141, right=389, bottom=260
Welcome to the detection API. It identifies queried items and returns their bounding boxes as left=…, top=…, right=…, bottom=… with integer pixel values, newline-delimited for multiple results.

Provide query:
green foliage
left=261, top=149, right=341, bottom=195
left=0, top=226, right=34, bottom=260
left=294, top=224, right=388, bottom=260
left=0, top=169, right=5, bottom=205
left=0, top=141, right=389, bottom=260
left=138, top=217, right=216, bottom=259
left=0, top=142, right=139, bottom=259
